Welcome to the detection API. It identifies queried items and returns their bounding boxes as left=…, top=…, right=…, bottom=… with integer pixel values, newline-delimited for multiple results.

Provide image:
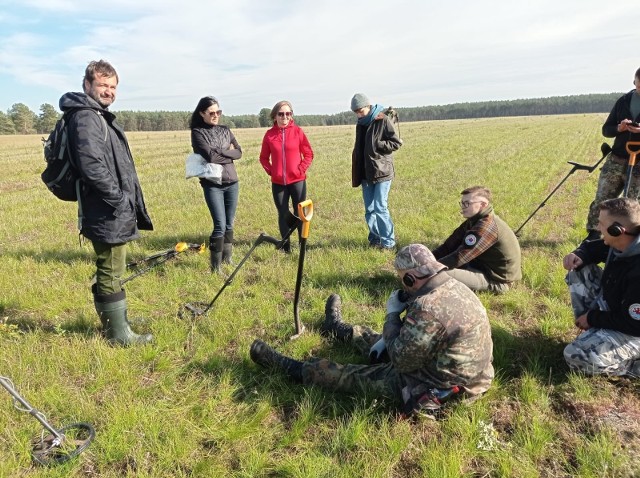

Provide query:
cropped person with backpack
left=59, top=59, right=154, bottom=346
left=350, top=93, right=403, bottom=251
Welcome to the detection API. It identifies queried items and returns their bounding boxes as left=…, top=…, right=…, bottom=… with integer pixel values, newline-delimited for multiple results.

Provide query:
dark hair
left=599, top=197, right=640, bottom=228
left=636, top=68, right=640, bottom=80
left=269, top=100, right=293, bottom=123
left=189, top=96, right=219, bottom=129
left=461, top=185, right=492, bottom=203
left=83, top=60, right=118, bottom=87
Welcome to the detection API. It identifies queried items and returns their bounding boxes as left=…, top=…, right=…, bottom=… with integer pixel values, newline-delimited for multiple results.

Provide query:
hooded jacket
left=573, top=236, right=640, bottom=336
left=352, top=113, right=402, bottom=187
left=259, top=120, right=313, bottom=185
left=602, top=90, right=640, bottom=160
left=59, top=92, right=153, bottom=244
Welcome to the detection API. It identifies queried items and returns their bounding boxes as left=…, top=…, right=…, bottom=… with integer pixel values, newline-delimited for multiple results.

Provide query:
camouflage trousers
left=300, top=325, right=404, bottom=402
left=586, top=154, right=640, bottom=231
left=564, top=264, right=640, bottom=376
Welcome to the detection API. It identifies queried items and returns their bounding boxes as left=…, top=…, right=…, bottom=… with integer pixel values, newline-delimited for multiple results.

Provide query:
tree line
left=0, top=93, right=621, bottom=135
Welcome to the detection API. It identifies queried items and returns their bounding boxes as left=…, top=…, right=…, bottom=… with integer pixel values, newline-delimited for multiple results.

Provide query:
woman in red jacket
left=259, top=100, right=314, bottom=252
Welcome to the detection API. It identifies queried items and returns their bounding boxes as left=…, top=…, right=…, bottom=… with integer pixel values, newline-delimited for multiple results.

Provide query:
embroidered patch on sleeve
left=629, top=304, right=640, bottom=320
left=464, top=233, right=478, bottom=247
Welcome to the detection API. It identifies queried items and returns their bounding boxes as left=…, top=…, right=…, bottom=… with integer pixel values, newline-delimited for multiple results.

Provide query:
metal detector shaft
left=292, top=199, right=314, bottom=339
left=514, top=143, right=612, bottom=235
left=0, top=377, right=62, bottom=439
left=194, top=232, right=282, bottom=316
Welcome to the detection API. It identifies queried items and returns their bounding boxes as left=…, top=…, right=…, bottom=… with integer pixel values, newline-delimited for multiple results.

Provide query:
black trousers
left=272, top=180, right=306, bottom=241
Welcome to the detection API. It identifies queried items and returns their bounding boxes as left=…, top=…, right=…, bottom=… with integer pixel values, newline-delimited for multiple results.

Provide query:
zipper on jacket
left=281, top=127, right=287, bottom=185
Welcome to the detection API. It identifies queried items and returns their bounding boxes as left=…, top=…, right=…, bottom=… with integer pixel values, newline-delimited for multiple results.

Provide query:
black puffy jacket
left=574, top=238, right=640, bottom=336
left=351, top=113, right=402, bottom=187
left=59, top=92, right=153, bottom=244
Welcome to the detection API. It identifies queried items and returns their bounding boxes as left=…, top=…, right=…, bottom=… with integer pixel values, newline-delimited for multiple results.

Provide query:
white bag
left=185, top=153, right=223, bottom=184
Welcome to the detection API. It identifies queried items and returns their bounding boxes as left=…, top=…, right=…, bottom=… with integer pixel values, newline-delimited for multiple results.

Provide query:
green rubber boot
left=94, top=290, right=153, bottom=346
left=210, top=236, right=225, bottom=272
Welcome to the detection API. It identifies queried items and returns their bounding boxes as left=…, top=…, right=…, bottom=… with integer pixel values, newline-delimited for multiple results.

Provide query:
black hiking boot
left=320, top=294, right=353, bottom=342
left=250, top=340, right=303, bottom=382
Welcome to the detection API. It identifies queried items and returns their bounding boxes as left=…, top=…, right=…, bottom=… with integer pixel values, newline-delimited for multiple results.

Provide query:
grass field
left=1, top=114, right=639, bottom=477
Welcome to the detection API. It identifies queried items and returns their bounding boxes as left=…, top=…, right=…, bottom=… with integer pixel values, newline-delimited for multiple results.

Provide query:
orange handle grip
left=626, top=141, right=640, bottom=167
left=297, top=199, right=314, bottom=239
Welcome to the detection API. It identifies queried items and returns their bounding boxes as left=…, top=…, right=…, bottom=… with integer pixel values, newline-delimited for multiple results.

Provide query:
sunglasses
left=207, top=110, right=222, bottom=117
left=277, top=111, right=292, bottom=118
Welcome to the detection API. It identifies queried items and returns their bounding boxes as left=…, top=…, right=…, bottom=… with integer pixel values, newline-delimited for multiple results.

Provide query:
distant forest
left=0, top=93, right=621, bottom=135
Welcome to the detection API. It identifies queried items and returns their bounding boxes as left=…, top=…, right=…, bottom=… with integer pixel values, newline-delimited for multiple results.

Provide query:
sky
left=0, top=0, right=638, bottom=116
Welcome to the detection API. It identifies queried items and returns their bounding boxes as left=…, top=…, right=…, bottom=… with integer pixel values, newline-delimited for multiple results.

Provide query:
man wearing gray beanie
left=350, top=93, right=403, bottom=250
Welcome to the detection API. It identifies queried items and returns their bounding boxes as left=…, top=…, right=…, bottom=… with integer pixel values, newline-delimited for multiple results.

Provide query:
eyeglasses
left=277, top=111, right=292, bottom=117
left=207, top=110, right=222, bottom=117
left=459, top=200, right=482, bottom=209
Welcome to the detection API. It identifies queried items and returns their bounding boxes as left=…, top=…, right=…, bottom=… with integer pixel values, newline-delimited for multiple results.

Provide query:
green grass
left=1, top=114, right=639, bottom=477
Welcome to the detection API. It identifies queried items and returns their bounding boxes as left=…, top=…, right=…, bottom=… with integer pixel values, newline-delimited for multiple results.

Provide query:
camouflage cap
left=394, top=244, right=447, bottom=278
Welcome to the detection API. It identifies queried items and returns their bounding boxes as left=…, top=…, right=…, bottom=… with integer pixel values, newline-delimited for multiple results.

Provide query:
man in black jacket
left=350, top=93, right=402, bottom=250
left=60, top=60, right=154, bottom=346
left=585, top=67, right=640, bottom=241
left=563, top=198, right=640, bottom=376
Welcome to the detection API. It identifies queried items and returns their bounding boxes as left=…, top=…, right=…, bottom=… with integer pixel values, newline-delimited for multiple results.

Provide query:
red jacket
left=259, top=120, right=313, bottom=185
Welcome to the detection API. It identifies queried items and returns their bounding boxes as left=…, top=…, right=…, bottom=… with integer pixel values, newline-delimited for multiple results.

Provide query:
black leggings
left=272, top=181, right=306, bottom=240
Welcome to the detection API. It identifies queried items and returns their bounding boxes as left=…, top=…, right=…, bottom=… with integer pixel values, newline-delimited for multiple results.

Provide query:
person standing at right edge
left=351, top=93, right=403, bottom=251
left=259, top=100, right=314, bottom=252
left=585, top=67, right=640, bottom=241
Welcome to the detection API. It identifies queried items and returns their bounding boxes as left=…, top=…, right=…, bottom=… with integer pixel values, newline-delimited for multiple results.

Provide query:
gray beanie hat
left=394, top=244, right=447, bottom=279
left=350, top=93, right=370, bottom=111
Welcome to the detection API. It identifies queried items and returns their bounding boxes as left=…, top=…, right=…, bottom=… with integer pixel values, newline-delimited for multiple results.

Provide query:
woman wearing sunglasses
left=190, top=96, right=242, bottom=272
left=259, top=100, right=314, bottom=252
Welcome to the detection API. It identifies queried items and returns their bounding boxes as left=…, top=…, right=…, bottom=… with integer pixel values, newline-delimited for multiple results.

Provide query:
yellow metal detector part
left=297, top=199, right=314, bottom=239
left=626, top=141, right=640, bottom=167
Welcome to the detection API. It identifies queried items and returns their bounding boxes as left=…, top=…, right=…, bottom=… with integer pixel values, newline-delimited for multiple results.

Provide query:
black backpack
left=41, top=111, right=80, bottom=201
left=384, top=106, right=401, bottom=139
left=41, top=109, right=106, bottom=202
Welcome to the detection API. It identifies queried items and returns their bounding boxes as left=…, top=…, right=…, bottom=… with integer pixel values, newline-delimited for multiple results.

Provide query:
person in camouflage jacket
left=250, top=244, right=494, bottom=416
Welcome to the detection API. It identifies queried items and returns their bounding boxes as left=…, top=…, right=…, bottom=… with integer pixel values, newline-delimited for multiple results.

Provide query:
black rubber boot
left=250, top=339, right=303, bottom=382
left=93, top=289, right=153, bottom=346
left=222, top=230, right=234, bottom=264
left=320, top=293, right=353, bottom=342
left=210, top=236, right=225, bottom=272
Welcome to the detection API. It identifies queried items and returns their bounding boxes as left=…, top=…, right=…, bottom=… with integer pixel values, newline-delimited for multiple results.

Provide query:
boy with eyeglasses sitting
left=430, top=186, right=522, bottom=294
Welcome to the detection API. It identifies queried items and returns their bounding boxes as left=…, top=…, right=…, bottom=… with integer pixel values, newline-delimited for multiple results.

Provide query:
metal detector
left=0, top=376, right=95, bottom=466
left=182, top=226, right=299, bottom=318
left=514, top=143, right=612, bottom=235
left=121, top=242, right=205, bottom=285
left=291, top=199, right=314, bottom=339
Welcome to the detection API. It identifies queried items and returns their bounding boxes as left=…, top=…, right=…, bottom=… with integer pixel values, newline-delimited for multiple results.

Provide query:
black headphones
left=402, top=273, right=431, bottom=287
left=606, top=222, right=639, bottom=237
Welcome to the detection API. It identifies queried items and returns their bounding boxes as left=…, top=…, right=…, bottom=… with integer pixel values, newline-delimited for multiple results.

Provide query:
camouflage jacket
left=382, top=273, right=494, bottom=395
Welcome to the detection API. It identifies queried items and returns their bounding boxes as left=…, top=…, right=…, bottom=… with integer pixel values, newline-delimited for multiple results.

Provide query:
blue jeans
left=201, top=180, right=239, bottom=239
left=361, top=180, right=395, bottom=248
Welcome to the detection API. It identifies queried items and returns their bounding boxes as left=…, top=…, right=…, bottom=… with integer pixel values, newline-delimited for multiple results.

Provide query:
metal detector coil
left=0, top=376, right=95, bottom=466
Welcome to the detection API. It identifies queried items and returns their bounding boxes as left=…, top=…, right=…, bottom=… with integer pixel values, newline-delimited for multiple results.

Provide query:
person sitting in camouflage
left=563, top=198, right=640, bottom=376
left=250, top=243, right=494, bottom=417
